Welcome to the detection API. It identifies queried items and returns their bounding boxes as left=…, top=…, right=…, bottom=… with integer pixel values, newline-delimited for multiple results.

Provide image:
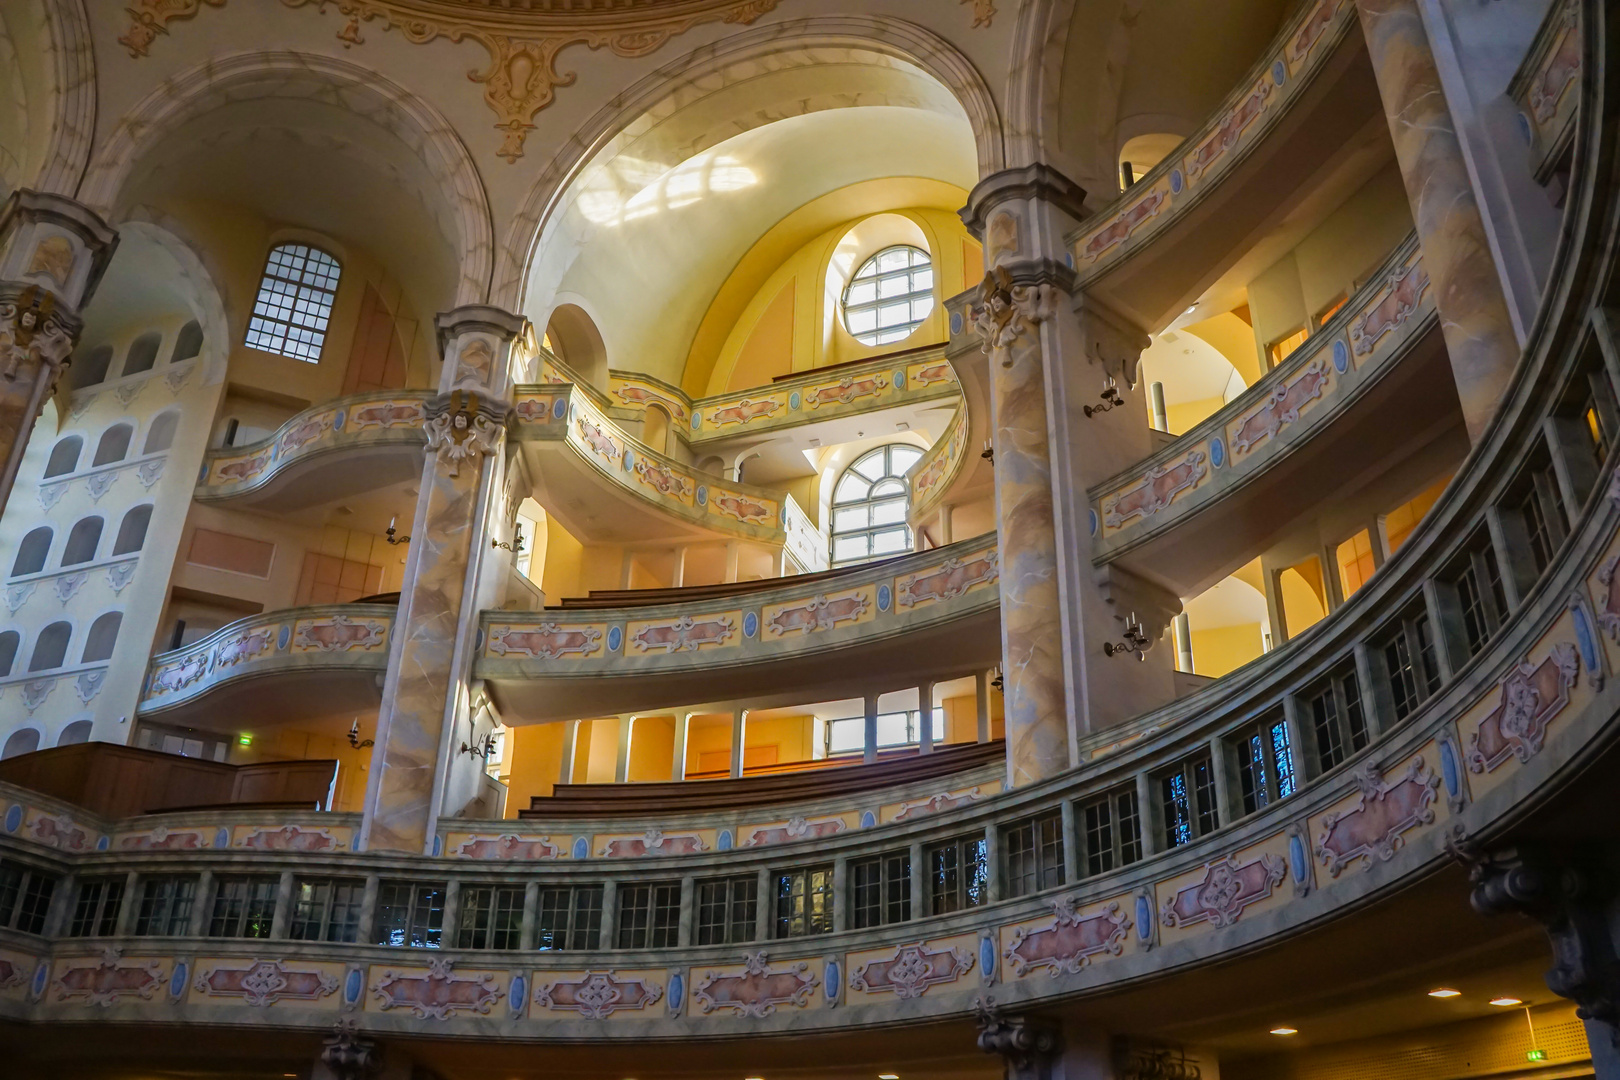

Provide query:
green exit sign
left=1527, top=1049, right=1548, bottom=1062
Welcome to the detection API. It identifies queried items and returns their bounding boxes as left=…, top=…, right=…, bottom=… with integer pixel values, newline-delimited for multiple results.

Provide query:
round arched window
left=830, top=444, right=923, bottom=566
left=842, top=245, right=934, bottom=346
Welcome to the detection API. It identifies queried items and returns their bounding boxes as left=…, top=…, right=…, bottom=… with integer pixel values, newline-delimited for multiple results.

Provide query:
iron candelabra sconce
left=346, top=719, right=374, bottom=750
left=461, top=733, right=496, bottom=761
left=1084, top=380, right=1125, bottom=418
left=492, top=524, right=526, bottom=553
left=1104, top=612, right=1151, bottom=661
left=384, top=515, right=411, bottom=546
left=981, top=439, right=994, bottom=464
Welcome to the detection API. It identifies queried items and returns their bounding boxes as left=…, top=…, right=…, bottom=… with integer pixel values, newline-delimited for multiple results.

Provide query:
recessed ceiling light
left=1183, top=305, right=1198, bottom=315
left=1428, top=988, right=1461, bottom=998
left=1269, top=1027, right=1297, bottom=1036
left=880, top=1074, right=900, bottom=1078
left=1490, top=997, right=1524, bottom=1007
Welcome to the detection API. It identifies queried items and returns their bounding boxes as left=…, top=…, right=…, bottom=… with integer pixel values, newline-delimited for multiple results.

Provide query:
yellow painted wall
left=1280, top=562, right=1328, bottom=638
left=228, top=726, right=373, bottom=813
left=1190, top=624, right=1265, bottom=678
left=629, top=715, right=675, bottom=782
left=1184, top=311, right=1262, bottom=386
left=941, top=689, right=1005, bottom=744
left=540, top=515, right=586, bottom=601
left=1166, top=394, right=1227, bottom=435
left=502, top=722, right=567, bottom=816
left=702, top=203, right=978, bottom=396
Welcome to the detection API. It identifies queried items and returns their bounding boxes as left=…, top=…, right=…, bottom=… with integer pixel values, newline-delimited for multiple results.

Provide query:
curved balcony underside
left=1070, top=0, right=1385, bottom=332
left=477, top=537, right=1001, bottom=721
left=137, top=603, right=394, bottom=725
left=1090, top=239, right=1455, bottom=597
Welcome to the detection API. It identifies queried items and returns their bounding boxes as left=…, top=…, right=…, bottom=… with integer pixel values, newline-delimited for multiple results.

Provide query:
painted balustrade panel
left=909, top=403, right=968, bottom=520
left=1511, top=0, right=1581, bottom=179
left=138, top=604, right=395, bottom=712
left=1069, top=0, right=1357, bottom=277
left=476, top=537, right=1001, bottom=676
left=195, top=390, right=434, bottom=498
left=1090, top=238, right=1431, bottom=551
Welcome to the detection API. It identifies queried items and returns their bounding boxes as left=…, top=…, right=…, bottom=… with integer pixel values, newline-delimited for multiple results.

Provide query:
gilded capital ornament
left=423, top=389, right=509, bottom=478
left=971, top=267, right=1058, bottom=367
left=0, top=286, right=76, bottom=385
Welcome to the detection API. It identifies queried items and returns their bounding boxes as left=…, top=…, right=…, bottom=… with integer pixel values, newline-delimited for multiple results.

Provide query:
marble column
left=963, top=165, right=1171, bottom=787
left=360, top=306, right=528, bottom=854
left=1356, top=0, right=1522, bottom=444
left=0, top=190, right=117, bottom=516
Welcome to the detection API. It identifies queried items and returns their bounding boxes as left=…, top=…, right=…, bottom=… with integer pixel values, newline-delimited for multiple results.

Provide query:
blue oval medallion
left=894, top=370, right=906, bottom=390
left=669, top=972, right=685, bottom=1011
left=510, top=975, right=526, bottom=1014
left=1440, top=739, right=1462, bottom=798
left=1065, top=251, right=1076, bottom=270
left=332, top=409, right=345, bottom=431
left=1272, top=59, right=1287, bottom=86
left=824, top=961, right=840, bottom=1002
left=95, top=834, right=109, bottom=851
left=860, top=810, right=876, bottom=829
left=718, top=829, right=734, bottom=851
left=277, top=624, right=291, bottom=650
left=1574, top=602, right=1600, bottom=672
left=344, top=967, right=363, bottom=1005
left=553, top=397, right=567, bottom=420
left=1135, top=895, right=1153, bottom=940
left=950, top=311, right=964, bottom=335
left=691, top=412, right=702, bottom=430
left=789, top=390, right=801, bottom=411
left=214, top=826, right=229, bottom=848
left=696, top=485, right=708, bottom=507
left=197, top=463, right=210, bottom=484
left=1333, top=338, right=1349, bottom=373
left=475, top=627, right=485, bottom=653
left=743, top=612, right=758, bottom=639
left=572, top=836, right=589, bottom=860
left=1170, top=169, right=1185, bottom=195
left=170, top=961, right=188, bottom=999
left=1288, top=833, right=1308, bottom=884
left=432, top=834, right=442, bottom=857
left=607, top=625, right=623, bottom=652
left=1211, top=437, right=1226, bottom=469
left=877, top=584, right=892, bottom=612
left=1517, top=111, right=1534, bottom=145
left=31, top=960, right=49, bottom=998
left=623, top=449, right=635, bottom=471
left=979, top=935, right=997, bottom=982
left=568, top=404, right=577, bottom=424
left=1089, top=509, right=1099, bottom=537
left=4, top=804, right=21, bottom=833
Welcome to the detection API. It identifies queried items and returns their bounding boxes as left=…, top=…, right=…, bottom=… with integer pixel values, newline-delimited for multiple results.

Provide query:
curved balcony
left=137, top=603, right=395, bottom=723
left=511, top=381, right=824, bottom=564
left=193, top=391, right=434, bottom=510
left=1089, top=234, right=1449, bottom=596
left=1069, top=0, right=1382, bottom=330
left=1513, top=0, right=1581, bottom=181
left=0, top=0, right=1606, bottom=1048
left=476, top=536, right=1001, bottom=721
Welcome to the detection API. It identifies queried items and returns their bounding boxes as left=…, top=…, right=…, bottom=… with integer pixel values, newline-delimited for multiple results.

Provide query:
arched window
left=112, top=505, right=152, bottom=555
left=830, top=444, right=923, bottom=566
left=11, top=527, right=51, bottom=576
left=142, top=411, right=179, bottom=454
left=1, top=729, right=39, bottom=760
left=28, top=622, right=71, bottom=672
left=123, top=331, right=161, bottom=376
left=81, top=612, right=121, bottom=663
left=842, top=245, right=934, bottom=347
left=0, top=631, right=18, bottom=676
left=70, top=344, right=113, bottom=390
left=57, top=720, right=92, bottom=747
left=93, top=423, right=132, bottom=466
left=246, top=243, right=342, bottom=362
left=43, top=436, right=82, bottom=478
left=171, top=320, right=203, bottom=363
left=61, top=517, right=102, bottom=565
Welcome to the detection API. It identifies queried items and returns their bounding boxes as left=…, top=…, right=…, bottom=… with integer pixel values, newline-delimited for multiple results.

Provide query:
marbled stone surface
left=1355, top=0, right=1520, bottom=443
left=989, top=322, right=1068, bottom=788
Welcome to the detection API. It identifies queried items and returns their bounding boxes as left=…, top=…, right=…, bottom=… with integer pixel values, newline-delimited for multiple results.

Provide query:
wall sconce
left=981, top=439, right=994, bottom=464
left=460, top=733, right=496, bottom=761
left=492, top=523, right=526, bottom=553
left=1104, top=612, right=1151, bottom=660
left=1084, top=378, right=1125, bottom=418
left=347, top=719, right=374, bottom=750
left=990, top=666, right=1004, bottom=691
left=385, top=515, right=411, bottom=546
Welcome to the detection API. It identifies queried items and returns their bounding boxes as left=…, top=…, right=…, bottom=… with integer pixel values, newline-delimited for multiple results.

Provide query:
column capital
left=961, top=162, right=1089, bottom=237
left=1461, top=844, right=1620, bottom=1029
left=434, top=304, right=536, bottom=398
left=974, top=998, right=1063, bottom=1080
left=0, top=189, right=119, bottom=308
left=319, top=1019, right=379, bottom=1080
left=423, top=389, right=511, bottom=479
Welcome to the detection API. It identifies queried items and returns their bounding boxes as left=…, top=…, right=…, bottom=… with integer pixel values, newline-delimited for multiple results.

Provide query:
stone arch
left=1, top=727, right=40, bottom=760
left=79, top=51, right=493, bottom=307
left=545, top=302, right=610, bottom=391
left=494, top=16, right=1004, bottom=311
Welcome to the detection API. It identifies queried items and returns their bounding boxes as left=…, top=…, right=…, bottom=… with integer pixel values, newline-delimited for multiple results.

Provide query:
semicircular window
left=830, top=444, right=923, bottom=566
left=842, top=245, right=933, bottom=347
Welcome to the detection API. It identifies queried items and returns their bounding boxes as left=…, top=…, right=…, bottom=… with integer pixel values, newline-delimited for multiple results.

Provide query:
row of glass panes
left=823, top=709, right=944, bottom=756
